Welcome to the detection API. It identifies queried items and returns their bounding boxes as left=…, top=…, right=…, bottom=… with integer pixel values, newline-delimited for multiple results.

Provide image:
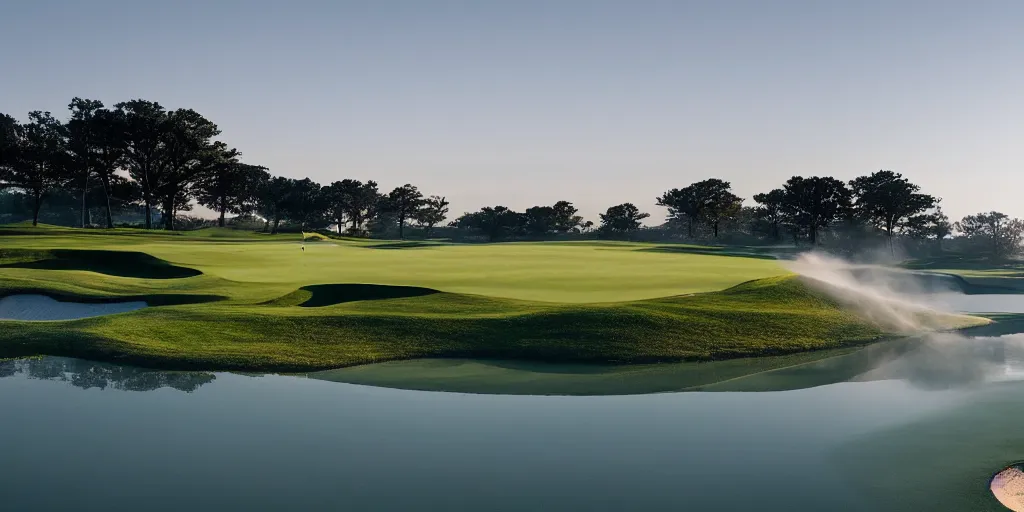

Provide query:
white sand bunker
left=0, top=294, right=147, bottom=321
left=992, top=465, right=1024, bottom=511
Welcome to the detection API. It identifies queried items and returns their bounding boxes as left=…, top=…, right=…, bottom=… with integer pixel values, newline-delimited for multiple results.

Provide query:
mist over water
left=785, top=252, right=964, bottom=333
left=785, top=252, right=1024, bottom=388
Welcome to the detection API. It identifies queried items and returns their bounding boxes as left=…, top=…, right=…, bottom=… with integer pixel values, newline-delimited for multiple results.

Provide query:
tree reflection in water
left=0, top=357, right=215, bottom=393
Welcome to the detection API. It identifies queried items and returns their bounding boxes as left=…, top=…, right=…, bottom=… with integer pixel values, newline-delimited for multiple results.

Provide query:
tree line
left=1, top=98, right=1022, bottom=257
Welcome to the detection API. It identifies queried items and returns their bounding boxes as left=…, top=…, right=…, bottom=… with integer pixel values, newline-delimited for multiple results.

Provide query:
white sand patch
left=992, top=466, right=1024, bottom=511
left=0, top=295, right=147, bottom=321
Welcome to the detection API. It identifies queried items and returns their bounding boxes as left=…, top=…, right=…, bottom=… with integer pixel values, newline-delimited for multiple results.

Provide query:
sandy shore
left=991, top=466, right=1024, bottom=511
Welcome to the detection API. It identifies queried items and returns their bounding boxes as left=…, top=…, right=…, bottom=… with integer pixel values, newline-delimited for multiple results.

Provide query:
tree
left=955, top=212, right=1024, bottom=258
left=452, top=206, right=524, bottom=241
left=116, top=100, right=167, bottom=229
left=154, top=108, right=220, bottom=230
left=551, top=201, right=583, bottom=233
left=905, top=207, right=952, bottom=251
left=322, top=181, right=352, bottom=234
left=7, top=112, right=67, bottom=226
left=656, top=187, right=699, bottom=237
left=384, top=184, right=425, bottom=239
left=194, top=143, right=268, bottom=227
left=257, top=176, right=292, bottom=233
left=65, top=98, right=106, bottom=227
left=416, top=195, right=449, bottom=238
left=90, top=108, right=128, bottom=228
left=330, top=179, right=380, bottom=234
left=599, top=203, right=649, bottom=235
left=752, top=188, right=787, bottom=241
left=523, top=205, right=556, bottom=237
left=850, top=170, right=937, bottom=253
left=0, top=113, right=21, bottom=187
left=282, top=178, right=326, bottom=230
left=780, top=176, right=852, bottom=245
left=657, top=179, right=742, bottom=238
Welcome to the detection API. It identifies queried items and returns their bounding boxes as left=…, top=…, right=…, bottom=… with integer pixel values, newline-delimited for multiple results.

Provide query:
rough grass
left=0, top=226, right=984, bottom=374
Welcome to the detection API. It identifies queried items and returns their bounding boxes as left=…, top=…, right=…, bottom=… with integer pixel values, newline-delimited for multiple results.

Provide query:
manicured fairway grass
left=0, top=225, right=984, bottom=376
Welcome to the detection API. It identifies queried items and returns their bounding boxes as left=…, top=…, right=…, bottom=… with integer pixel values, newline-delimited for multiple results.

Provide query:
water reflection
left=0, top=357, right=215, bottom=392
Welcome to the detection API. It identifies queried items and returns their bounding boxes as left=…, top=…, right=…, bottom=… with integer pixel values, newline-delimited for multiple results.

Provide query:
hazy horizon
left=2, top=0, right=1022, bottom=225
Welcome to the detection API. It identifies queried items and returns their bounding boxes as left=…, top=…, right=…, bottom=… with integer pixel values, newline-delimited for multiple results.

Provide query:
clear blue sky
left=2, top=0, right=1022, bottom=224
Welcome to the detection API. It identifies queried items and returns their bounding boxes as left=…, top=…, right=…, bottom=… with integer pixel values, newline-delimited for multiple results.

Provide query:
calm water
left=2, top=350, right=1023, bottom=512
left=4, top=294, right=1024, bottom=511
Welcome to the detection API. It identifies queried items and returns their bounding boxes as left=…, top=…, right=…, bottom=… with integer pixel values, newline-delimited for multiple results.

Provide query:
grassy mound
left=0, top=230, right=990, bottom=377
left=0, top=274, right=897, bottom=371
left=0, top=249, right=201, bottom=279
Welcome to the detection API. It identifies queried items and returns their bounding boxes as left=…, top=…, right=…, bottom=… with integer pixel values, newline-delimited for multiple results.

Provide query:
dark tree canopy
left=599, top=203, right=649, bottom=234
left=850, top=170, right=936, bottom=251
left=657, top=179, right=742, bottom=238
left=384, top=184, right=425, bottom=239
left=955, top=211, right=1024, bottom=258
left=416, top=195, right=449, bottom=238
left=780, top=176, right=852, bottom=245
left=453, top=206, right=525, bottom=241
left=752, top=188, right=787, bottom=241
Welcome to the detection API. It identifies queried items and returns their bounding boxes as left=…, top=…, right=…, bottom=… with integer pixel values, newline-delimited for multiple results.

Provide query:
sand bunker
left=0, top=295, right=147, bottom=321
left=991, top=465, right=1024, bottom=511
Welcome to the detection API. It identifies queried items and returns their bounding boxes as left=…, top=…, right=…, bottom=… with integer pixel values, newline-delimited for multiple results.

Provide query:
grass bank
left=0, top=225, right=985, bottom=375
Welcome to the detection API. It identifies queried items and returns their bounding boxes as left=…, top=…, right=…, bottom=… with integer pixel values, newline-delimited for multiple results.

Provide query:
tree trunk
left=144, top=199, right=152, bottom=229
left=398, top=214, right=405, bottom=239
left=713, top=221, right=719, bottom=238
left=219, top=195, right=227, bottom=228
left=337, top=217, right=343, bottom=235
left=272, top=215, right=281, bottom=234
left=810, top=226, right=818, bottom=245
left=80, top=173, right=89, bottom=228
left=101, top=175, right=114, bottom=229
left=262, top=218, right=269, bottom=233
left=687, top=218, right=694, bottom=238
left=32, top=190, right=42, bottom=227
left=163, top=197, right=175, bottom=231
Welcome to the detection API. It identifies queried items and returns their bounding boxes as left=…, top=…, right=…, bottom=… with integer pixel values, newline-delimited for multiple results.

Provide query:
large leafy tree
left=90, top=108, right=128, bottom=229
left=656, top=187, right=699, bottom=237
left=599, top=203, right=649, bottom=235
left=7, top=112, right=68, bottom=226
left=416, top=195, right=449, bottom=238
left=257, top=176, right=292, bottom=233
left=849, top=170, right=937, bottom=253
left=452, top=206, right=524, bottom=241
left=955, top=211, right=1024, bottom=258
left=194, top=143, right=268, bottom=227
left=65, top=98, right=105, bottom=227
left=752, top=188, right=787, bottom=241
left=282, top=178, right=326, bottom=230
left=322, top=181, right=352, bottom=234
left=116, top=100, right=167, bottom=229
left=523, top=205, right=556, bottom=237
left=0, top=113, right=21, bottom=187
left=384, top=184, right=425, bottom=239
left=657, top=179, right=742, bottom=238
left=155, top=108, right=220, bottom=230
left=327, top=179, right=380, bottom=234
left=551, top=200, right=583, bottom=233
left=780, top=176, right=852, bottom=245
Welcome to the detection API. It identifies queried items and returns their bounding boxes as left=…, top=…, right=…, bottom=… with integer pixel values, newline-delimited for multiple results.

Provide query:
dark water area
left=1, top=350, right=1023, bottom=512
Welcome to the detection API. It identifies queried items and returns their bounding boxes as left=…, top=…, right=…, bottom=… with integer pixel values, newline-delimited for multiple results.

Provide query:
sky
left=2, top=0, right=1023, bottom=225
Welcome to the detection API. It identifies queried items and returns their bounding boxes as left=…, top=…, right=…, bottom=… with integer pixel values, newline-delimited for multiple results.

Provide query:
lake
left=4, top=293, right=1024, bottom=511
left=2, top=343, right=1024, bottom=512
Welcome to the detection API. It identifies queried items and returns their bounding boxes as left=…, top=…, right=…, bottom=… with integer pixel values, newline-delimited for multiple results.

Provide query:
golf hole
left=992, top=464, right=1024, bottom=511
left=0, top=294, right=147, bottom=321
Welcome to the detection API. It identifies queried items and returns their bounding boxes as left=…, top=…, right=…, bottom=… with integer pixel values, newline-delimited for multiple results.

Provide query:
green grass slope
left=0, top=230, right=986, bottom=376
